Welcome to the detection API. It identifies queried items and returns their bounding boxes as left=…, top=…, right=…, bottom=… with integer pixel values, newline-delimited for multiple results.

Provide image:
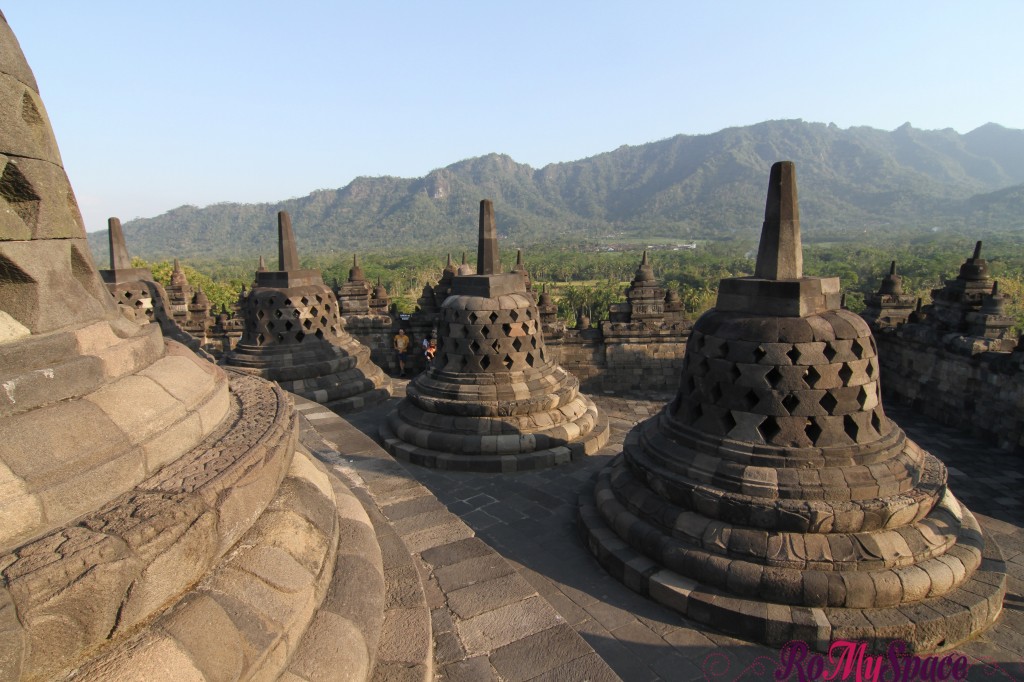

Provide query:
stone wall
left=346, top=314, right=402, bottom=374
left=874, top=330, right=1024, bottom=454
left=545, top=323, right=689, bottom=396
left=346, top=312, right=690, bottom=395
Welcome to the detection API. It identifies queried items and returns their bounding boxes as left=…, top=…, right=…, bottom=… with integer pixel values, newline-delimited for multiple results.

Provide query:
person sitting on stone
left=424, top=338, right=437, bottom=364
left=393, top=328, right=411, bottom=376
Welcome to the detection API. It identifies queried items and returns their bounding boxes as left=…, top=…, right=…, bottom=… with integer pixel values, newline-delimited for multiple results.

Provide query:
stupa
left=922, top=240, right=1001, bottom=336
left=336, top=254, right=372, bottom=315
left=381, top=200, right=610, bottom=471
left=225, top=211, right=391, bottom=412
left=580, top=162, right=1006, bottom=652
left=98, top=216, right=168, bottom=324
left=861, top=260, right=917, bottom=331
left=609, top=251, right=666, bottom=323
left=0, top=14, right=389, bottom=681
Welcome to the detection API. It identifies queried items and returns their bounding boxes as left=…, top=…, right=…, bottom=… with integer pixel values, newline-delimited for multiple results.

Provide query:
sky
left=5, top=1, right=1024, bottom=233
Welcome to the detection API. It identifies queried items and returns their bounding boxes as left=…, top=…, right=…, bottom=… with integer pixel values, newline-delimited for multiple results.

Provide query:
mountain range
left=88, top=119, right=1024, bottom=262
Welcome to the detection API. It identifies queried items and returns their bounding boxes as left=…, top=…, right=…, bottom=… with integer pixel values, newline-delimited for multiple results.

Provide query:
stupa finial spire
left=108, top=217, right=132, bottom=271
left=890, top=260, right=897, bottom=275
left=754, top=161, right=802, bottom=280
left=477, top=199, right=500, bottom=275
left=973, top=240, right=983, bottom=259
left=277, top=211, right=300, bottom=271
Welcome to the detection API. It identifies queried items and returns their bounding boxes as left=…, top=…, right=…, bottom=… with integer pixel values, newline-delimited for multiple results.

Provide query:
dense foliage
left=138, top=232, right=1024, bottom=336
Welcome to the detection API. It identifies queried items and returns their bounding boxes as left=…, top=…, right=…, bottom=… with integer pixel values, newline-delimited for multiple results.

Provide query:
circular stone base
left=380, top=414, right=610, bottom=472
left=578, top=455, right=1006, bottom=654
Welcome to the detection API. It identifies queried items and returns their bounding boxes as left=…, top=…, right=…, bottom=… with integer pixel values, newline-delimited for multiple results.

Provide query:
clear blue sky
left=5, top=1, right=1023, bottom=233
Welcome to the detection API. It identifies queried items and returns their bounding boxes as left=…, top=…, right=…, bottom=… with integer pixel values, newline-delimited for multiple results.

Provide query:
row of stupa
left=98, top=166, right=1013, bottom=651
left=100, top=197, right=615, bottom=471
left=862, top=245, right=1018, bottom=353
left=96, top=161, right=1012, bottom=654
left=0, top=9, right=1008, bottom=679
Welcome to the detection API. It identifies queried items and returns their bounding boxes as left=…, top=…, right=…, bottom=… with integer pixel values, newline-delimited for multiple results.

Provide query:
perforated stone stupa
left=381, top=200, right=609, bottom=471
left=0, top=14, right=390, bottom=681
left=580, top=162, right=1006, bottom=652
left=97, top=217, right=168, bottom=324
left=225, top=211, right=391, bottom=411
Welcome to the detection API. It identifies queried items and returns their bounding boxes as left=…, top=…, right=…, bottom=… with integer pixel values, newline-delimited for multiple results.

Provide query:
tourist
left=393, top=328, right=410, bottom=376
left=424, top=338, right=437, bottom=364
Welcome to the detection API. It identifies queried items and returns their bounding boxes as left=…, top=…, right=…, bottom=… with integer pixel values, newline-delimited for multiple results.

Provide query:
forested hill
left=89, top=120, right=1024, bottom=262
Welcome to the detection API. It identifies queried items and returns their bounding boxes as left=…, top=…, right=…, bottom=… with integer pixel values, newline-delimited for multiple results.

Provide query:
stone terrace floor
left=341, top=380, right=1024, bottom=682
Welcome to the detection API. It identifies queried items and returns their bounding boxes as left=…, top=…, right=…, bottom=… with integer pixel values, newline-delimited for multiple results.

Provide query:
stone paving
left=340, top=380, right=1024, bottom=681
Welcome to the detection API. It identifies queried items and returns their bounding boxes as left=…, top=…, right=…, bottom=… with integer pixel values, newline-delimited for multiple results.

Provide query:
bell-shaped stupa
left=0, top=15, right=398, bottom=681
left=225, top=211, right=391, bottom=411
left=580, top=162, right=1006, bottom=653
left=381, top=200, right=609, bottom=471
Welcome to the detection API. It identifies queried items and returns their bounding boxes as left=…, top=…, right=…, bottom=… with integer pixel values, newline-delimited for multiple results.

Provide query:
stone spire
left=278, top=211, right=300, bottom=271
left=638, top=250, right=655, bottom=280
left=717, top=161, right=839, bottom=317
left=958, top=240, right=990, bottom=281
left=170, top=258, right=188, bottom=287
left=862, top=260, right=915, bottom=331
left=108, top=217, right=132, bottom=270
left=349, top=253, right=365, bottom=282
left=257, top=255, right=267, bottom=271
left=754, top=161, right=802, bottom=280
left=927, top=240, right=996, bottom=333
left=457, top=251, right=473, bottom=276
left=511, top=248, right=532, bottom=292
left=476, top=199, right=500, bottom=275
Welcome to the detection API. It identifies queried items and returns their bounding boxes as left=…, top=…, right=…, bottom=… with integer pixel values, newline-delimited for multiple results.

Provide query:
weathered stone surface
left=382, top=200, right=608, bottom=471
left=0, top=16, right=396, bottom=682
left=581, top=161, right=1005, bottom=653
left=225, top=211, right=390, bottom=412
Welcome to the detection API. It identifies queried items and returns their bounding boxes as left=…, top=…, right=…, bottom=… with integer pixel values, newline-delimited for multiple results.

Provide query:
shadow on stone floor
left=336, top=383, right=1024, bottom=681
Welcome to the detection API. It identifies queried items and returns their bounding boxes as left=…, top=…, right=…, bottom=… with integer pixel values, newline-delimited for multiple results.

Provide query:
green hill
left=88, top=120, right=1024, bottom=264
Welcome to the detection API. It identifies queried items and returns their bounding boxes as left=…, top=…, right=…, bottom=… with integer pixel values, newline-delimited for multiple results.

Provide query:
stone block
left=115, top=507, right=219, bottom=633
left=376, top=607, right=431, bottom=665
left=420, top=537, right=493, bottom=569
left=0, top=460, right=42, bottom=550
left=75, top=633, right=206, bottom=682
left=86, top=374, right=185, bottom=447
left=447, top=571, right=536, bottom=620
left=0, top=588, right=24, bottom=681
left=161, top=593, right=246, bottom=682
left=434, top=553, right=517, bottom=594
left=490, top=623, right=593, bottom=682
left=287, top=611, right=370, bottom=682
left=456, top=595, right=561, bottom=656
